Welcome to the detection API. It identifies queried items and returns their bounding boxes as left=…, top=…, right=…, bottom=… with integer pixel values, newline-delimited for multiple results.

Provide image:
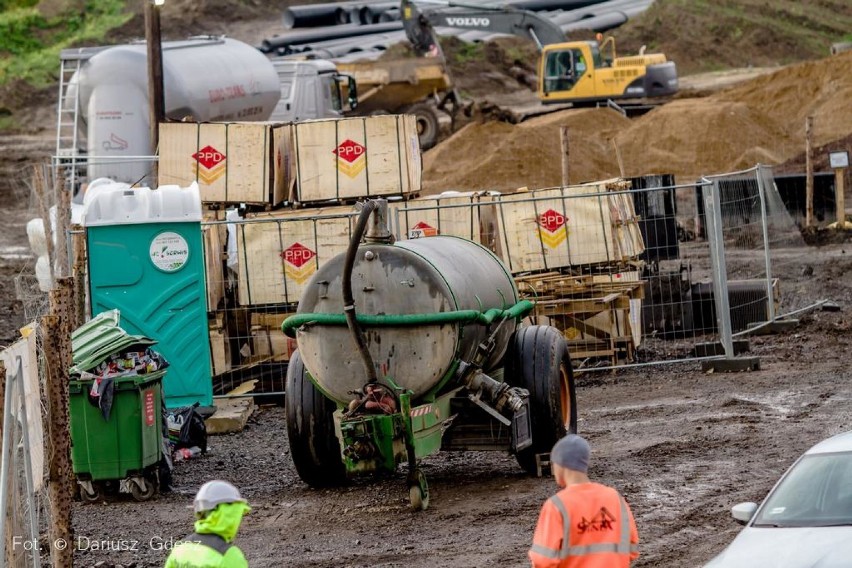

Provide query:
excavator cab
left=539, top=39, right=678, bottom=104
left=539, top=43, right=598, bottom=102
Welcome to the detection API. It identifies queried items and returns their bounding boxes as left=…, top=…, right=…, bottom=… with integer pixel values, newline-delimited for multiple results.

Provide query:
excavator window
left=543, top=49, right=586, bottom=93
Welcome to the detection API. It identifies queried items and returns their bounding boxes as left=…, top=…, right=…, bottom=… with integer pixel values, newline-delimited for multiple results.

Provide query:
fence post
left=805, top=116, right=814, bottom=228
left=14, top=359, right=41, bottom=568
left=755, top=166, right=776, bottom=322
left=560, top=126, right=570, bottom=186
left=702, top=178, right=761, bottom=372
left=42, top=278, right=74, bottom=568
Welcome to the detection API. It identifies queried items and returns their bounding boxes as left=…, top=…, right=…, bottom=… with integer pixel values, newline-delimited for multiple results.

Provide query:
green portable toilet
left=82, top=181, right=212, bottom=407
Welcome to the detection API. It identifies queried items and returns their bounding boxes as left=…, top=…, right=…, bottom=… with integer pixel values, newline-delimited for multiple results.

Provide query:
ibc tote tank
left=76, top=36, right=280, bottom=184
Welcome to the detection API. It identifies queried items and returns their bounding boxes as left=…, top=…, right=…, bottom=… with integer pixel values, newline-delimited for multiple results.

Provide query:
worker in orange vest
left=529, top=434, right=639, bottom=567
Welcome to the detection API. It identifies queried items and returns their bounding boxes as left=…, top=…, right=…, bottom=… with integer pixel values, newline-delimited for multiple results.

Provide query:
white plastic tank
left=77, top=37, right=280, bottom=184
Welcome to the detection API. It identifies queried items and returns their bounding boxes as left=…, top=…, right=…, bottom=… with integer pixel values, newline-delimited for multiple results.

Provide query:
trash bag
left=166, top=403, right=208, bottom=453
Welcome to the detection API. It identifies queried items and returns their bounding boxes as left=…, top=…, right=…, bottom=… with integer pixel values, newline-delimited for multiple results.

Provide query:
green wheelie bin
left=69, top=370, right=165, bottom=502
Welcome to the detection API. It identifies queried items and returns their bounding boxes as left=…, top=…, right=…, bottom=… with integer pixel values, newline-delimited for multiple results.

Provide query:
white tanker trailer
left=66, top=36, right=281, bottom=185
left=282, top=200, right=577, bottom=509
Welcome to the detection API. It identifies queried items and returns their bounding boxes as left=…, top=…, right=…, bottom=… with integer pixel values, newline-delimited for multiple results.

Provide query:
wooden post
left=33, top=166, right=55, bottom=286
left=611, top=138, right=625, bottom=178
left=805, top=116, right=814, bottom=228
left=55, top=172, right=70, bottom=280
left=72, top=231, right=87, bottom=330
left=560, top=126, right=570, bottom=187
left=145, top=0, right=165, bottom=186
left=836, top=167, right=846, bottom=227
left=42, top=278, right=74, bottom=568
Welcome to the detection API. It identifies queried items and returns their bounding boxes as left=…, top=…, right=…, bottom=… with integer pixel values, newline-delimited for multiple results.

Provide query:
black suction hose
left=343, top=201, right=379, bottom=384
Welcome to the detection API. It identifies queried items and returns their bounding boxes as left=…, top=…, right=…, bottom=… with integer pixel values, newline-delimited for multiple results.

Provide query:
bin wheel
left=285, top=350, right=347, bottom=488
left=129, top=478, right=156, bottom=501
left=504, top=325, right=577, bottom=476
left=408, top=469, right=429, bottom=511
left=80, top=484, right=100, bottom=504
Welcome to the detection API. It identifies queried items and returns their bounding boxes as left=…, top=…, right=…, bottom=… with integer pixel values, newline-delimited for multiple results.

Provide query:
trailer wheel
left=285, top=350, right=346, bottom=487
left=404, top=103, right=440, bottom=150
left=504, top=325, right=577, bottom=475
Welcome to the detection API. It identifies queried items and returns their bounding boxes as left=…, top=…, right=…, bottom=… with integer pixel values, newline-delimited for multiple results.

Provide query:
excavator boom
left=401, top=0, right=566, bottom=54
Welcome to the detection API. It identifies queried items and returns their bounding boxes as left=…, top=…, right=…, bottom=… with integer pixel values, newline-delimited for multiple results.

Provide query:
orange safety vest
left=529, top=482, right=639, bottom=568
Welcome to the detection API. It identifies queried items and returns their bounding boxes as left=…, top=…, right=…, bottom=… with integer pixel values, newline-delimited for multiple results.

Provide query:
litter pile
left=423, top=50, right=852, bottom=189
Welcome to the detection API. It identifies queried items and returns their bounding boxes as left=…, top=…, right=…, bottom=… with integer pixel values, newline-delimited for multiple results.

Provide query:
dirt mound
left=422, top=108, right=629, bottom=192
left=424, top=51, right=852, bottom=188
left=613, top=98, right=792, bottom=179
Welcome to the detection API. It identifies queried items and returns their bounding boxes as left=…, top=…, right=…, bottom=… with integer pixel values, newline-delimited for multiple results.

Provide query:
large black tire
left=285, top=351, right=346, bottom=487
left=504, top=325, right=577, bottom=475
left=404, top=102, right=440, bottom=150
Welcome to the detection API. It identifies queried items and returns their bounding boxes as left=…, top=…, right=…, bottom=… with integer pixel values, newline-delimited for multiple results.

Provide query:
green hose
left=282, top=299, right=534, bottom=338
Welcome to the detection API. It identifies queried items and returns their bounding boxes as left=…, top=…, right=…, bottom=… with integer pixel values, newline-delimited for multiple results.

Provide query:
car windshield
left=753, top=451, right=852, bottom=528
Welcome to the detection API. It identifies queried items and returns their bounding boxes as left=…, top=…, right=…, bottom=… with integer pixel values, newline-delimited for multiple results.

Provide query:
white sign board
left=829, top=151, right=849, bottom=169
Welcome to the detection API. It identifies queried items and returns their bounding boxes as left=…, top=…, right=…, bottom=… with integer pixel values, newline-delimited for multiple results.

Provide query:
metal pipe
left=755, top=165, right=777, bottom=321
left=283, top=3, right=354, bottom=29
left=261, top=22, right=404, bottom=53
left=15, top=359, right=41, bottom=567
left=0, top=367, right=17, bottom=568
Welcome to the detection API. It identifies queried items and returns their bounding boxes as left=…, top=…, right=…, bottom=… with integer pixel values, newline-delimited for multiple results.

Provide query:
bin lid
left=82, top=181, right=202, bottom=227
left=70, top=310, right=157, bottom=374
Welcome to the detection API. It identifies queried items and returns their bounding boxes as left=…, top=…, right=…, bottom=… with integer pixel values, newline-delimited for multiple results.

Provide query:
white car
left=705, top=430, right=852, bottom=568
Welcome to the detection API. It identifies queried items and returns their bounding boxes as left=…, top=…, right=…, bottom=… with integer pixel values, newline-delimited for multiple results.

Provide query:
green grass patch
left=0, top=0, right=132, bottom=88
left=453, top=42, right=485, bottom=64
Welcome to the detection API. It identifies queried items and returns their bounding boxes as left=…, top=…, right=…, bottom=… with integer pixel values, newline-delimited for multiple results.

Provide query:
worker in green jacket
left=165, top=480, right=251, bottom=567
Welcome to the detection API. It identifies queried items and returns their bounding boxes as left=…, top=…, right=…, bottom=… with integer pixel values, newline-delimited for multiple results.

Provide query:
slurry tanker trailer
left=282, top=200, right=577, bottom=510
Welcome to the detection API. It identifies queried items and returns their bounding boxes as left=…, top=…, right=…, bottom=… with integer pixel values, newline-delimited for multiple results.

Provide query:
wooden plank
left=293, top=114, right=421, bottom=204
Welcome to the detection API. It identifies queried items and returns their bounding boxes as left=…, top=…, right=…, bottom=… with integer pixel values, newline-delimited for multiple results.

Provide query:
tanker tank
left=76, top=36, right=280, bottom=185
left=295, top=234, right=520, bottom=405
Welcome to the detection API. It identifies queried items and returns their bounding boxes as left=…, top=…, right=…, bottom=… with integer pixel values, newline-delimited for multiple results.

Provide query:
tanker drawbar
left=282, top=199, right=577, bottom=510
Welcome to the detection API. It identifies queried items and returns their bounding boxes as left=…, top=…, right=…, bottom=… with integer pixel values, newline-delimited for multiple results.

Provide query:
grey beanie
left=551, top=434, right=590, bottom=473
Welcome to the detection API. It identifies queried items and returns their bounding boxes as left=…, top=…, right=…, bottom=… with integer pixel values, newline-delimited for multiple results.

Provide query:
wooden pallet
left=517, top=270, right=645, bottom=366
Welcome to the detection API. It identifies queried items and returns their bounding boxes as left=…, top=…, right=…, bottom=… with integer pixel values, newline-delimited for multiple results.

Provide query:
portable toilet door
left=82, top=181, right=212, bottom=408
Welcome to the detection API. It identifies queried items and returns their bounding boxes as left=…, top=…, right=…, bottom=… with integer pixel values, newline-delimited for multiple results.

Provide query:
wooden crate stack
left=159, top=115, right=422, bottom=376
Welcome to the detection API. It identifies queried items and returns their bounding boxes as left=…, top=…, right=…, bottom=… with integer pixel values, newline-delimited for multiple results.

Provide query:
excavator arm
left=401, top=0, right=566, bottom=55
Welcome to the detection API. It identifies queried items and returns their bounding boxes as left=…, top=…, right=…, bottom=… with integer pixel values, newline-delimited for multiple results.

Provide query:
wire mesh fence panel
left=701, top=166, right=809, bottom=333
left=393, top=179, right=727, bottom=372
left=203, top=207, right=361, bottom=397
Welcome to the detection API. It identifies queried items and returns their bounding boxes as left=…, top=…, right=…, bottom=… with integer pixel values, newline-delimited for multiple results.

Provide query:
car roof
left=806, top=430, right=852, bottom=455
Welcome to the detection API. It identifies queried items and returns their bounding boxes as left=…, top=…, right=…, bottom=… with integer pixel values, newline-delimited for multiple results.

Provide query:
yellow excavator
left=400, top=0, right=678, bottom=105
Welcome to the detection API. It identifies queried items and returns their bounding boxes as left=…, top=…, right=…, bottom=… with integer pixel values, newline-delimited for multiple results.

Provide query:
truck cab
left=269, top=59, right=357, bottom=122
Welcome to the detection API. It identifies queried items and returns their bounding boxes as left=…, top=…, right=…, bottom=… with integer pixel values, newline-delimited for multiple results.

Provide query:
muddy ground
left=56, top=240, right=850, bottom=568
left=0, top=4, right=850, bottom=565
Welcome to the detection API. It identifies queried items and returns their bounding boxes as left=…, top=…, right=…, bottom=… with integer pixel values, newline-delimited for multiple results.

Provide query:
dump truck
left=281, top=199, right=577, bottom=510
left=270, top=54, right=454, bottom=150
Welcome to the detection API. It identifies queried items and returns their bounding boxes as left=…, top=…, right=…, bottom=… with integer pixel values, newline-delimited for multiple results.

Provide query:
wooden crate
left=494, top=180, right=645, bottom=274
left=235, top=206, right=357, bottom=306
left=292, top=114, right=421, bottom=204
left=390, top=191, right=499, bottom=251
left=159, top=121, right=292, bottom=206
